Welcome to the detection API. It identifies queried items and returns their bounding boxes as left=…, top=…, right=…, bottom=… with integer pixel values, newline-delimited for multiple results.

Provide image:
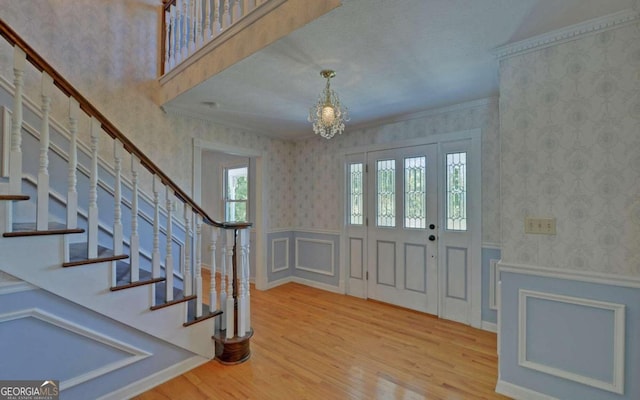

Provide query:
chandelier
left=308, top=70, right=349, bottom=139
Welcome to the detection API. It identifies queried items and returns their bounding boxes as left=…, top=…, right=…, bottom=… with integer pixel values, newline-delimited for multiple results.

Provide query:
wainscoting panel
left=481, top=247, right=501, bottom=326
left=349, top=237, right=363, bottom=280
left=519, top=290, right=624, bottom=393
left=376, top=240, right=396, bottom=287
left=295, top=238, right=334, bottom=276
left=404, top=243, right=426, bottom=293
left=445, top=246, right=467, bottom=301
left=271, top=237, right=290, bottom=273
left=498, top=263, right=640, bottom=400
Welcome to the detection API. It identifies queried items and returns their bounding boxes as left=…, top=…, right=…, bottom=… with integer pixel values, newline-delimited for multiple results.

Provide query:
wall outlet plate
left=525, top=217, right=556, bottom=235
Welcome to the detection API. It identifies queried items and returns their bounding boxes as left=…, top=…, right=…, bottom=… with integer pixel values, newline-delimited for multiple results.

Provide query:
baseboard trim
left=481, top=321, right=497, bottom=333
left=496, top=380, right=559, bottom=400
left=266, top=276, right=343, bottom=294
left=96, top=355, right=209, bottom=400
left=291, top=276, right=342, bottom=294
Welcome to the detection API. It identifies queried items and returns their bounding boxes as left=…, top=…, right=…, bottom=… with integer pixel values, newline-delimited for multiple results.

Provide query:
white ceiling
left=164, top=0, right=635, bottom=140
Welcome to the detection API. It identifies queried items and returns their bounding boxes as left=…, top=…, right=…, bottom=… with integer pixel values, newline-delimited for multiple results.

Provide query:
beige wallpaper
left=292, top=98, right=502, bottom=245
left=499, top=22, right=640, bottom=275
left=0, top=0, right=295, bottom=230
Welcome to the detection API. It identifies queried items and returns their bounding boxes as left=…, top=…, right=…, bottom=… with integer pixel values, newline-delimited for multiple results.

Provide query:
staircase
left=0, top=18, right=252, bottom=396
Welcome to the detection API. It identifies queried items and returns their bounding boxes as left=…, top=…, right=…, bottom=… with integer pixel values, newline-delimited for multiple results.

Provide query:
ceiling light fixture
left=308, top=69, right=349, bottom=139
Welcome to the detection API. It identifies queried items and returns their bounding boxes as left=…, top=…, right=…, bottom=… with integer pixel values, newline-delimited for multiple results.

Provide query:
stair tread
left=62, top=242, right=128, bottom=267
left=150, top=294, right=197, bottom=311
left=4, top=222, right=84, bottom=237
left=0, top=194, right=30, bottom=201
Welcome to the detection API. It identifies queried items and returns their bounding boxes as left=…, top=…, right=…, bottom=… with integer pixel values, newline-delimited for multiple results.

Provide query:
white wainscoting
left=0, top=308, right=151, bottom=390
left=489, top=258, right=499, bottom=310
left=295, top=237, right=335, bottom=276
left=518, top=289, right=625, bottom=394
left=271, top=237, right=289, bottom=273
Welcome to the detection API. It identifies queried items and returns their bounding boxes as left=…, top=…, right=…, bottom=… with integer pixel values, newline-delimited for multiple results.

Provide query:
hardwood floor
left=136, top=280, right=508, bottom=400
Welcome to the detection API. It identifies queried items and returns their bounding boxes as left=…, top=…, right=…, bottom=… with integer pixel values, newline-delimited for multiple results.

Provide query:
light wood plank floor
left=136, top=280, right=509, bottom=400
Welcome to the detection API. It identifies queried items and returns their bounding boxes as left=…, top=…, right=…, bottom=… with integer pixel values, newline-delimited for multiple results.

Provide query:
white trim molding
left=518, top=290, right=625, bottom=394
left=96, top=355, right=209, bottom=400
left=496, top=380, right=559, bottom=400
left=295, top=237, right=335, bottom=276
left=271, top=237, right=290, bottom=273
left=494, top=8, right=640, bottom=60
left=0, top=308, right=151, bottom=390
left=481, top=321, right=497, bottom=333
left=498, top=262, right=640, bottom=289
left=489, top=258, right=499, bottom=310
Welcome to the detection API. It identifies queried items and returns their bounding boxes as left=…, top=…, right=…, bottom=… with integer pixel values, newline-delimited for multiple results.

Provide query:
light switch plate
left=525, top=217, right=556, bottom=235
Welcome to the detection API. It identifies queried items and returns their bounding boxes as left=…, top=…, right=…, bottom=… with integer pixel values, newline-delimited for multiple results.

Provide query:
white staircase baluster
left=88, top=117, right=100, bottom=258
left=170, top=3, right=178, bottom=67
left=130, top=155, right=140, bottom=281
left=225, top=229, right=234, bottom=338
left=112, top=140, right=123, bottom=286
left=204, top=0, right=212, bottom=39
left=219, top=228, right=227, bottom=331
left=9, top=47, right=26, bottom=195
left=174, top=1, right=182, bottom=65
left=165, top=188, right=174, bottom=302
left=66, top=98, right=79, bottom=229
left=195, top=0, right=203, bottom=49
left=195, top=215, right=203, bottom=317
left=181, top=0, right=189, bottom=60
left=189, top=0, right=196, bottom=53
left=222, top=0, right=231, bottom=29
left=36, top=73, right=53, bottom=231
left=152, top=175, right=161, bottom=279
left=183, top=204, right=192, bottom=297
left=213, top=0, right=221, bottom=35
left=164, top=8, right=172, bottom=72
left=210, top=227, right=218, bottom=322
left=238, top=228, right=248, bottom=336
left=232, top=0, right=241, bottom=23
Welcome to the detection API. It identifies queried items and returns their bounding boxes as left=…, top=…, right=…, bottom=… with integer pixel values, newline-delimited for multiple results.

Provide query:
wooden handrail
left=0, top=18, right=250, bottom=230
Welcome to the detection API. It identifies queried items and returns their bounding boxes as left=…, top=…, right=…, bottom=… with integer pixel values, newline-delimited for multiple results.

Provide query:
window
left=446, top=152, right=467, bottom=231
left=376, top=159, right=395, bottom=227
left=404, top=156, right=426, bottom=228
left=224, top=166, right=248, bottom=222
left=349, top=163, right=364, bottom=225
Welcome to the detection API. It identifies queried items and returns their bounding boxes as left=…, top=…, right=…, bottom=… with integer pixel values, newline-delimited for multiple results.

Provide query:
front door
left=366, top=145, right=438, bottom=314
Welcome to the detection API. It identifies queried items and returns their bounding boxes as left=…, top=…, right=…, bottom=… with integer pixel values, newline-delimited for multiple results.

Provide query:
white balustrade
left=112, top=140, right=124, bottom=285
left=87, top=117, right=100, bottom=258
left=219, top=228, right=227, bottom=330
left=238, top=228, right=249, bottom=336
left=225, top=229, right=234, bottom=338
left=152, top=175, right=161, bottom=280
left=232, top=0, right=241, bottom=24
left=165, top=188, right=174, bottom=302
left=181, top=0, right=189, bottom=60
left=66, top=98, right=79, bottom=229
left=37, top=73, right=53, bottom=230
left=162, top=0, right=267, bottom=74
left=213, top=0, right=221, bottom=35
left=209, top=227, right=218, bottom=317
left=183, top=204, right=192, bottom=297
left=9, top=47, right=25, bottom=194
left=130, top=155, right=140, bottom=280
left=195, top=215, right=203, bottom=317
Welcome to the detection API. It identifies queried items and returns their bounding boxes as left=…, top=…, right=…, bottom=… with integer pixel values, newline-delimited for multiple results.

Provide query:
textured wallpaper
left=0, top=0, right=295, bottom=230
left=499, top=22, right=640, bottom=275
left=293, top=98, right=502, bottom=245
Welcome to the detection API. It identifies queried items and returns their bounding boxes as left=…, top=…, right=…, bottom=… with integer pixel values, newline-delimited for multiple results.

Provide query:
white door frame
left=192, top=138, right=267, bottom=290
left=341, top=128, right=482, bottom=327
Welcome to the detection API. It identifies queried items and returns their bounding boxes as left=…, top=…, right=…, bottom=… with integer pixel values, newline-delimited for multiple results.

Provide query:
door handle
left=429, top=224, right=436, bottom=230
left=428, top=235, right=436, bottom=241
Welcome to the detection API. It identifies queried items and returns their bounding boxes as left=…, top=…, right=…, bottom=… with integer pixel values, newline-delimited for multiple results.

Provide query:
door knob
left=429, top=224, right=435, bottom=230
left=428, top=235, right=436, bottom=241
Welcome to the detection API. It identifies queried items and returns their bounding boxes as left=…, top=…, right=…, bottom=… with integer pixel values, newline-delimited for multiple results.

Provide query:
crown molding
left=493, top=8, right=640, bottom=60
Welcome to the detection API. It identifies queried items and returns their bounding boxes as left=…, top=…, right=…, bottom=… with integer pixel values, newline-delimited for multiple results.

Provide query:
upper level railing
left=162, top=0, right=273, bottom=75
